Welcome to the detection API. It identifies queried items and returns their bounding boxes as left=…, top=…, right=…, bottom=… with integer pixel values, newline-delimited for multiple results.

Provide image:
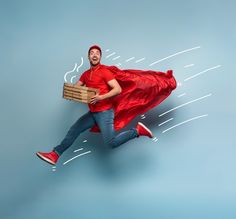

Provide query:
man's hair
left=88, top=45, right=102, bottom=56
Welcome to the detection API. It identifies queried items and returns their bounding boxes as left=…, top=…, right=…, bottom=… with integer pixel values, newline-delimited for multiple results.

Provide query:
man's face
left=88, top=48, right=101, bottom=66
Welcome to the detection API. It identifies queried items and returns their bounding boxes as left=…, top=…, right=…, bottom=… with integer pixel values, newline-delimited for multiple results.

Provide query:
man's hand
left=90, top=93, right=104, bottom=104
left=74, top=80, right=84, bottom=86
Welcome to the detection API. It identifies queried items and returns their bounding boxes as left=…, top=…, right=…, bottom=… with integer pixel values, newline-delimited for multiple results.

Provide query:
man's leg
left=53, top=110, right=96, bottom=155
left=93, top=108, right=138, bottom=149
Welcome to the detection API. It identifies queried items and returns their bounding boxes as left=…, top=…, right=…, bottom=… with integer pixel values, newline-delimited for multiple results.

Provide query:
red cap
left=88, top=45, right=102, bottom=55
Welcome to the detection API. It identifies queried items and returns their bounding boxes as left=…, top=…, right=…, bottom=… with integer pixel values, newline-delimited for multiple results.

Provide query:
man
left=36, top=45, right=153, bottom=165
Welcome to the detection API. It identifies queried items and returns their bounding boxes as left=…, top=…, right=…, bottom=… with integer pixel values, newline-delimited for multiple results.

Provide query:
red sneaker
left=136, top=122, right=154, bottom=138
left=36, top=150, right=59, bottom=165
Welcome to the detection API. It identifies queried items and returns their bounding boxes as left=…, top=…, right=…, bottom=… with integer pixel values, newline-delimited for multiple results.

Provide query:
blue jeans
left=53, top=108, right=138, bottom=155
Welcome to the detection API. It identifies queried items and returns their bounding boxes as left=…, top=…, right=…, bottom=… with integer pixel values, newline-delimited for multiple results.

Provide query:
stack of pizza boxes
left=63, top=83, right=99, bottom=104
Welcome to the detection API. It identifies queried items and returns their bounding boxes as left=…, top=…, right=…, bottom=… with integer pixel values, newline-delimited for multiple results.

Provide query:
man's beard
left=90, top=60, right=100, bottom=66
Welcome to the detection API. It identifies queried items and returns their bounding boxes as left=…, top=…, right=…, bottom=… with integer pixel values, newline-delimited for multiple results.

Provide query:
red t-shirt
left=79, top=64, right=115, bottom=112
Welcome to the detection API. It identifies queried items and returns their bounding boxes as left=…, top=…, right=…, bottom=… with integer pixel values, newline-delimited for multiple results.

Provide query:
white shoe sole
left=36, top=152, right=56, bottom=165
left=138, top=122, right=154, bottom=138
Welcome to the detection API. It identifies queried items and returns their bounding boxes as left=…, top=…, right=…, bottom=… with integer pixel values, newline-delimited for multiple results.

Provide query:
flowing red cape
left=89, top=65, right=177, bottom=132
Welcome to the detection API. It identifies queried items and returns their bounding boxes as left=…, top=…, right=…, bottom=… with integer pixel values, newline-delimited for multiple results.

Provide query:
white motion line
left=135, top=58, right=146, bottom=63
left=149, top=46, right=201, bottom=66
left=184, top=64, right=194, bottom=68
left=159, top=93, right=212, bottom=117
left=162, top=114, right=208, bottom=133
left=125, top=57, right=135, bottom=62
left=177, top=93, right=186, bottom=98
left=74, top=148, right=84, bottom=152
left=184, top=65, right=221, bottom=81
left=158, top=118, right=173, bottom=126
left=63, top=151, right=91, bottom=165
left=112, top=56, right=121, bottom=60
left=152, top=137, right=158, bottom=142
left=106, top=52, right=116, bottom=59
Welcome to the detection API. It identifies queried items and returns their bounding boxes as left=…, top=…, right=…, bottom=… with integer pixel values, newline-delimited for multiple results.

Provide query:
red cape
left=89, top=65, right=177, bottom=132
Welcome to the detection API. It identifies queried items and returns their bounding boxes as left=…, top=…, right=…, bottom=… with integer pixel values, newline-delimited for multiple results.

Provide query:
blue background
left=0, top=0, right=235, bottom=218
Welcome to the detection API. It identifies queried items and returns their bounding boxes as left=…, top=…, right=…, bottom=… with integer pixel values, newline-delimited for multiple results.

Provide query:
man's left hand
left=90, top=93, right=104, bottom=104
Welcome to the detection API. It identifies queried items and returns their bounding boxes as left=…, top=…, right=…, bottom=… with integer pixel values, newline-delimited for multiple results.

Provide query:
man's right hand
left=74, top=80, right=84, bottom=86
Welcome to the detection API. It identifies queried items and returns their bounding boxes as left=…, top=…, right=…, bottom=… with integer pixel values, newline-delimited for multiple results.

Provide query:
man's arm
left=101, top=79, right=122, bottom=100
left=90, top=79, right=122, bottom=104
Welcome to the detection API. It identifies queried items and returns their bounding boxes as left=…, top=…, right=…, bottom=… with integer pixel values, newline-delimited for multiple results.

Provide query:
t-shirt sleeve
left=102, top=69, right=115, bottom=82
